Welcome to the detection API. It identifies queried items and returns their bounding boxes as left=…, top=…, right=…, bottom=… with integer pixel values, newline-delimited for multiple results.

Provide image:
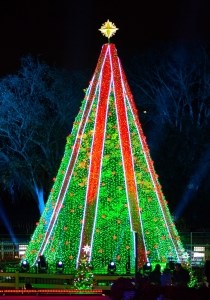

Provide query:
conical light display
left=24, top=22, right=188, bottom=275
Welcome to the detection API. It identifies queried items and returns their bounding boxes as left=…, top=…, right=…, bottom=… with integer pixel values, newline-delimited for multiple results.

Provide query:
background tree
left=0, top=55, right=88, bottom=232
left=125, top=41, right=210, bottom=229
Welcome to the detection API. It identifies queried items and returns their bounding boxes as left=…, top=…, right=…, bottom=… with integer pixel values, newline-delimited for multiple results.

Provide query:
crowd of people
left=110, top=261, right=210, bottom=300
left=148, top=262, right=190, bottom=287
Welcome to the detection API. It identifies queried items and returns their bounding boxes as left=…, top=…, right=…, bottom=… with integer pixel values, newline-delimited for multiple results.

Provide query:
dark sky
left=1, top=0, right=210, bottom=76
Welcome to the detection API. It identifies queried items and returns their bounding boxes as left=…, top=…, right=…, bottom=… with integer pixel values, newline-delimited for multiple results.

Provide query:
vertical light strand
left=111, top=44, right=147, bottom=266
left=77, top=45, right=111, bottom=264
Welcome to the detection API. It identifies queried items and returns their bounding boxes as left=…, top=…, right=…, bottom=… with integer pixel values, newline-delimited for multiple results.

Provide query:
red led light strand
left=78, top=45, right=111, bottom=261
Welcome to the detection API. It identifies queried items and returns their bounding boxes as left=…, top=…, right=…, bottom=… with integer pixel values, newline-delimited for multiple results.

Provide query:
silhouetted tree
left=125, top=41, right=210, bottom=228
left=0, top=55, right=87, bottom=222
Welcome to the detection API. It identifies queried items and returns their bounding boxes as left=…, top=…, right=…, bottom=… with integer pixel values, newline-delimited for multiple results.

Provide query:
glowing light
left=82, top=244, right=91, bottom=254
left=24, top=40, right=188, bottom=275
left=99, top=20, right=119, bottom=39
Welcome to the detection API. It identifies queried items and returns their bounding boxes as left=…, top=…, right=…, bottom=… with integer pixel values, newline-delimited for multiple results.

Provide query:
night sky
left=1, top=0, right=210, bottom=76
left=1, top=0, right=210, bottom=233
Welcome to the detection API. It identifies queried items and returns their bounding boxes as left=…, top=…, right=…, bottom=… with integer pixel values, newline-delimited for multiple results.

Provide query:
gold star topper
left=99, top=20, right=118, bottom=42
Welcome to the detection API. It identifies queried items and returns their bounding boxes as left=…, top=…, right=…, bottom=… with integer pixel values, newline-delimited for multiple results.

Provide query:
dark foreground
left=0, top=297, right=110, bottom=300
left=110, top=285, right=210, bottom=300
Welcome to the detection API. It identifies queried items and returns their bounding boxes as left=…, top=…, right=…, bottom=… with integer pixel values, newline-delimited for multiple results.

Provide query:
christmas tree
left=24, top=20, right=188, bottom=275
left=73, top=244, right=94, bottom=290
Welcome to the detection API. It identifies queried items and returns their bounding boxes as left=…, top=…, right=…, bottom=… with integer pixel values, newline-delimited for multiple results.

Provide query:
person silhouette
left=172, top=263, right=190, bottom=287
left=161, top=264, right=172, bottom=286
left=204, top=260, right=210, bottom=287
left=149, top=263, right=161, bottom=285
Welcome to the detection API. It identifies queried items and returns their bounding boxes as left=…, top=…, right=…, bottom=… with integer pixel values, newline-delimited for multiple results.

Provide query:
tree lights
left=24, top=22, right=188, bottom=276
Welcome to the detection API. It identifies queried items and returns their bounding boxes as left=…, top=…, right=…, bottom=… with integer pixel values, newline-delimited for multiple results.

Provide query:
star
left=99, top=20, right=119, bottom=40
left=82, top=244, right=91, bottom=254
